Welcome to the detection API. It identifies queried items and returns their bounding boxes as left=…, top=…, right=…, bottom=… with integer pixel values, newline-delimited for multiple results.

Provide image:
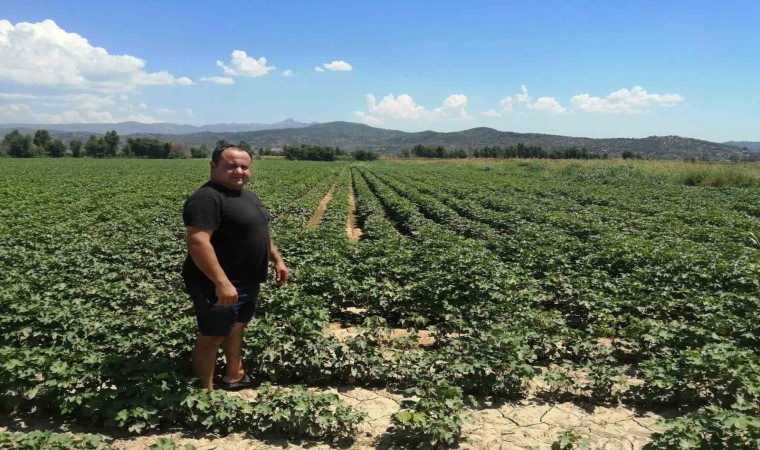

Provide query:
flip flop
left=216, top=373, right=254, bottom=391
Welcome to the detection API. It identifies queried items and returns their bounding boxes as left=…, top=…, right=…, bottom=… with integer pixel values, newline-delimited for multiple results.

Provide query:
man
left=182, top=145, right=288, bottom=390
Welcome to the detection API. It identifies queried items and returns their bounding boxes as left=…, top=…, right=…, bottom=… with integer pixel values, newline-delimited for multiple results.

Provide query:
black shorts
left=185, top=279, right=261, bottom=336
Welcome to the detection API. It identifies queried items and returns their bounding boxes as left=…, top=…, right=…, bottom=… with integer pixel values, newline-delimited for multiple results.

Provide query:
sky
left=1, top=0, right=758, bottom=142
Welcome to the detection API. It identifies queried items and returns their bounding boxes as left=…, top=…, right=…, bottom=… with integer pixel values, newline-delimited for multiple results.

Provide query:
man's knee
left=195, top=335, right=225, bottom=349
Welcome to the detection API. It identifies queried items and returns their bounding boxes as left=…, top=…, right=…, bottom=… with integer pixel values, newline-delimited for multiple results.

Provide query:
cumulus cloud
left=433, top=94, right=469, bottom=119
left=530, top=97, right=572, bottom=115
left=186, top=108, right=194, bottom=117
left=571, top=86, right=683, bottom=114
left=201, top=76, right=235, bottom=84
left=282, top=69, right=293, bottom=77
left=480, top=109, right=502, bottom=118
left=316, top=60, right=353, bottom=72
left=355, top=93, right=470, bottom=125
left=0, top=19, right=193, bottom=90
left=498, top=97, right=514, bottom=113
left=493, top=85, right=571, bottom=115
left=498, top=85, right=531, bottom=113
left=156, top=107, right=174, bottom=114
left=216, top=50, right=275, bottom=77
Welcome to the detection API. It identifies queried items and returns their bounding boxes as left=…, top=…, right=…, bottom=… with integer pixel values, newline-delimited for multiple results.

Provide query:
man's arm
left=186, top=226, right=238, bottom=306
left=269, top=239, right=289, bottom=286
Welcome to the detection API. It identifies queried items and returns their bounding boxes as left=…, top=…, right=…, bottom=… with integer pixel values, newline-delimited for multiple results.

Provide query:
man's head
left=210, top=146, right=252, bottom=190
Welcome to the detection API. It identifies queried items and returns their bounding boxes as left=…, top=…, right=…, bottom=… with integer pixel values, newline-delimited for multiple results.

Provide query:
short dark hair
left=211, top=145, right=252, bottom=163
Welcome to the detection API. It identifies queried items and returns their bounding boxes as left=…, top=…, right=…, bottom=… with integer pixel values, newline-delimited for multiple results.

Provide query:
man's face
left=210, top=148, right=252, bottom=190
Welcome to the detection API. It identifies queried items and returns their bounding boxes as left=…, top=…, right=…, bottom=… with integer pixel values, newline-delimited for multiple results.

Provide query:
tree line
left=0, top=129, right=214, bottom=159
left=404, top=143, right=614, bottom=160
left=282, top=144, right=379, bottom=161
left=1, top=130, right=382, bottom=161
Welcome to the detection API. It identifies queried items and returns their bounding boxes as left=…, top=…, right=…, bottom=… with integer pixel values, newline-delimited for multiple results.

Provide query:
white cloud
left=320, top=60, right=353, bottom=71
left=358, top=93, right=426, bottom=121
left=495, top=85, right=571, bottom=115
left=186, top=108, right=194, bottom=117
left=156, top=107, right=174, bottom=114
left=0, top=102, right=161, bottom=123
left=515, top=85, right=530, bottom=103
left=201, top=76, right=235, bottom=84
left=481, top=109, right=502, bottom=118
left=139, top=102, right=147, bottom=109
left=314, top=66, right=326, bottom=72
left=433, top=94, right=469, bottom=118
left=0, top=19, right=193, bottom=90
left=216, top=50, right=275, bottom=77
left=134, top=71, right=193, bottom=86
left=282, top=69, right=293, bottom=77
left=355, top=93, right=470, bottom=125
left=571, top=86, right=683, bottom=114
left=531, top=96, right=572, bottom=115
left=498, top=85, right=531, bottom=113
left=498, top=96, right=514, bottom=113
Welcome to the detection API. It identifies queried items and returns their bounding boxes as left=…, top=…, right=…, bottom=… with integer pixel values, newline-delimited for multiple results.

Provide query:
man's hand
left=275, top=262, right=289, bottom=286
left=215, top=281, right=238, bottom=306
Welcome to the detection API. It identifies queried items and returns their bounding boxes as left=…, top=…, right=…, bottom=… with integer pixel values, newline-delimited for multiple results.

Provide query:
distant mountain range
left=0, top=118, right=314, bottom=135
left=1, top=120, right=757, bottom=160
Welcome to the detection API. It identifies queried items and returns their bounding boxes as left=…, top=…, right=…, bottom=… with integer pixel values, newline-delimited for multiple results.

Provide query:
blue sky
left=1, top=0, right=758, bottom=141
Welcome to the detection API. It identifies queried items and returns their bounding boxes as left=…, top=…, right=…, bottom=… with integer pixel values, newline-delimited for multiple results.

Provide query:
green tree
left=33, top=129, right=52, bottom=153
left=47, top=139, right=67, bottom=158
left=103, top=130, right=120, bottom=156
left=352, top=149, right=379, bottom=161
left=237, top=140, right=252, bottom=152
left=190, top=144, right=210, bottom=158
left=84, top=135, right=107, bottom=158
left=124, top=137, right=171, bottom=158
left=69, top=139, right=83, bottom=158
left=2, top=130, right=39, bottom=157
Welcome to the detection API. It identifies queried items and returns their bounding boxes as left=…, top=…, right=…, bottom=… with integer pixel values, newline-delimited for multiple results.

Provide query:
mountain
left=1, top=120, right=752, bottom=160
left=150, top=122, right=745, bottom=160
left=0, top=118, right=313, bottom=135
left=724, top=141, right=760, bottom=151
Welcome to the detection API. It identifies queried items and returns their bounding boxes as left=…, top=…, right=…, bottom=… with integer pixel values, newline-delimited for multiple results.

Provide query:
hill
left=155, top=122, right=746, bottom=160
left=1, top=121, right=753, bottom=160
left=724, top=141, right=760, bottom=151
left=0, top=118, right=312, bottom=135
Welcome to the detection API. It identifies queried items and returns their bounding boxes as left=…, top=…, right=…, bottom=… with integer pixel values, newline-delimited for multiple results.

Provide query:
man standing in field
left=182, top=145, right=288, bottom=390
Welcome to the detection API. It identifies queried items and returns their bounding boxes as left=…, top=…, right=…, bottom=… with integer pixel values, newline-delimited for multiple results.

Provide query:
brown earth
left=306, top=181, right=337, bottom=229
left=346, top=178, right=363, bottom=241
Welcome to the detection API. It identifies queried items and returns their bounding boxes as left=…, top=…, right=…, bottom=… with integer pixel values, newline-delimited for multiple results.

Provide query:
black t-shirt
left=182, top=181, right=273, bottom=285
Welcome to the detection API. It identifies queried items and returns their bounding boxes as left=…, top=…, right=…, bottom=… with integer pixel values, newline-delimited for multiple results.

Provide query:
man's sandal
left=216, top=373, right=254, bottom=391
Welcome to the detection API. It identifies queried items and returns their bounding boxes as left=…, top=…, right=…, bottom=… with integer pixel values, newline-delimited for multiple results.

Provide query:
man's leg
left=192, top=334, right=225, bottom=390
left=221, top=322, right=247, bottom=384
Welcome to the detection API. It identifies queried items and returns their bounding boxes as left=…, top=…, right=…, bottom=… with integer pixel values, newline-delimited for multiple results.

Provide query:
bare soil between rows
left=306, top=181, right=337, bottom=229
left=346, top=177, right=363, bottom=241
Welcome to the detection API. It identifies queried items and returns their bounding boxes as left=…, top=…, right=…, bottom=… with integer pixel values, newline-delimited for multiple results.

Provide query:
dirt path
left=346, top=177, right=363, bottom=241
left=306, top=181, right=337, bottom=229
